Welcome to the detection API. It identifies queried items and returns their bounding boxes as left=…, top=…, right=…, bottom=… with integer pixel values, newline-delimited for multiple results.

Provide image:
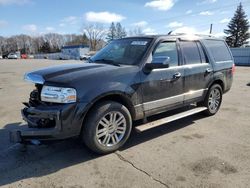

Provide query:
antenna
left=167, top=31, right=173, bottom=35
left=209, top=24, right=213, bottom=34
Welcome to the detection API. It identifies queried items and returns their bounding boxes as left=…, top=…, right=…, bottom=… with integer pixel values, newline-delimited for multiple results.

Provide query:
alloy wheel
left=208, top=88, right=221, bottom=113
left=96, top=111, right=126, bottom=147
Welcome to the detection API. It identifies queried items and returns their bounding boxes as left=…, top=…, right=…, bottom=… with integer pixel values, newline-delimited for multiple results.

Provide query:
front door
left=140, top=41, right=185, bottom=115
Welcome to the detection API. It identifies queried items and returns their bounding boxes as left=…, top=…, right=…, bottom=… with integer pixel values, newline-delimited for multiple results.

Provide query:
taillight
left=232, top=64, right=236, bottom=74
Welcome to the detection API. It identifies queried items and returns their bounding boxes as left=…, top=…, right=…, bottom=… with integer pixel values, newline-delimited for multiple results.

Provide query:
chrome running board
left=135, top=107, right=207, bottom=132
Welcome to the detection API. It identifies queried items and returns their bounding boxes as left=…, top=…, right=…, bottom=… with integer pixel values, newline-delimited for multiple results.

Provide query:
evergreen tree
left=106, top=22, right=127, bottom=41
left=116, top=23, right=127, bottom=39
left=224, top=3, right=250, bottom=47
left=106, top=22, right=117, bottom=42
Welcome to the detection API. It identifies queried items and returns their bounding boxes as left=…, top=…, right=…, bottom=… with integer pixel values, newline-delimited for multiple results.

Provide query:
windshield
left=90, top=38, right=152, bottom=65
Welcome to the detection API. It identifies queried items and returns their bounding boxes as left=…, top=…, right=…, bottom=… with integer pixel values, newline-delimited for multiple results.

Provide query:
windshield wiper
left=94, top=59, right=121, bottom=67
left=88, top=58, right=93, bottom=63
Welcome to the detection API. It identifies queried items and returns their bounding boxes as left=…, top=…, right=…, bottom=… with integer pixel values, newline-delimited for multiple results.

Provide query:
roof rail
left=168, top=32, right=215, bottom=38
left=194, top=33, right=214, bottom=38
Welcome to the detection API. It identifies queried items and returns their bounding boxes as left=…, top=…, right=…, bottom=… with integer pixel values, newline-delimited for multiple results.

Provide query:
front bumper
left=10, top=102, right=88, bottom=144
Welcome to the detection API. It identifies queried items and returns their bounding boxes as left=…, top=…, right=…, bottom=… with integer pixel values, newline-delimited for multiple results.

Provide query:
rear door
left=202, top=40, right=234, bottom=92
left=179, top=40, right=213, bottom=103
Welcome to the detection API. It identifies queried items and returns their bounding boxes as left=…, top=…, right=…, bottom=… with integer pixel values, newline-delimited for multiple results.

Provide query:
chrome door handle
left=206, top=68, right=213, bottom=73
left=173, top=72, right=181, bottom=79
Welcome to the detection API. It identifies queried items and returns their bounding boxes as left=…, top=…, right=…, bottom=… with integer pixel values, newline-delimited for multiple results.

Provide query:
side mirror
left=145, top=56, right=170, bottom=70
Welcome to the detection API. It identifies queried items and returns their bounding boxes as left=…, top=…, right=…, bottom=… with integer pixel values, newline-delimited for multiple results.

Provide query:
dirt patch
left=182, top=134, right=204, bottom=140
left=221, top=107, right=238, bottom=112
left=192, top=134, right=204, bottom=139
left=176, top=176, right=186, bottom=182
left=182, top=135, right=193, bottom=140
left=191, top=157, right=237, bottom=175
left=0, top=72, right=15, bottom=74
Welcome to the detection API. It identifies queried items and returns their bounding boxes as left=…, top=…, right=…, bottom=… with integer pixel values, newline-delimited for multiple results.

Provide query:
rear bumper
left=10, top=102, right=88, bottom=144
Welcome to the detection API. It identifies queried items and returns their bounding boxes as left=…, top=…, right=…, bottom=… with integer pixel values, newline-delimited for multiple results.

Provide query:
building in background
left=61, top=45, right=90, bottom=60
left=231, top=48, right=250, bottom=66
left=35, top=45, right=90, bottom=60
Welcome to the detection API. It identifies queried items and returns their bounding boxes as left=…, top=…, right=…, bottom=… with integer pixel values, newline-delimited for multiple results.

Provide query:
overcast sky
left=0, top=0, right=249, bottom=37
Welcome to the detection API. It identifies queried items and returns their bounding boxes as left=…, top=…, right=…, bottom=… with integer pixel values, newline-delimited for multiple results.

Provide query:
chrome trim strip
left=24, top=72, right=45, bottom=84
left=135, top=88, right=208, bottom=110
left=184, top=89, right=207, bottom=101
left=151, top=63, right=209, bottom=71
left=215, top=60, right=233, bottom=64
left=143, top=93, right=183, bottom=111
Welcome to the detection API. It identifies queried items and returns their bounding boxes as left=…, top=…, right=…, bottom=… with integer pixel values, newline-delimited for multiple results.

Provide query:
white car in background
left=80, top=55, right=91, bottom=61
left=8, top=53, right=18, bottom=59
left=0, top=55, right=3, bottom=59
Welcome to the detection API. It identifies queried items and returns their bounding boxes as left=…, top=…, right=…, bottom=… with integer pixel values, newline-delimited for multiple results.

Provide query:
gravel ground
left=0, top=59, right=250, bottom=188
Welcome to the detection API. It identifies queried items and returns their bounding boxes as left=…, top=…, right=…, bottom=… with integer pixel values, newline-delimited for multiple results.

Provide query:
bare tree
left=15, top=35, right=32, bottom=54
left=0, top=36, right=5, bottom=54
left=0, top=33, right=91, bottom=54
left=83, top=23, right=106, bottom=51
left=65, top=34, right=89, bottom=46
left=43, top=33, right=65, bottom=52
left=5, top=37, right=18, bottom=53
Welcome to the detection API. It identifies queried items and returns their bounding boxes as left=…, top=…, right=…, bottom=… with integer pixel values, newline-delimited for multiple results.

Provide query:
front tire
left=82, top=101, right=132, bottom=154
left=202, top=84, right=223, bottom=116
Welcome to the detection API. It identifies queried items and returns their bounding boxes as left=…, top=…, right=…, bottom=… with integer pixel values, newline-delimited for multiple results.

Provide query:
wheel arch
left=209, top=79, right=225, bottom=92
left=80, top=92, right=136, bottom=132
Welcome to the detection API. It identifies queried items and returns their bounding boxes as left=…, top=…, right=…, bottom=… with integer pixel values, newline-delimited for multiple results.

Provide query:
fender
left=79, top=90, right=138, bottom=124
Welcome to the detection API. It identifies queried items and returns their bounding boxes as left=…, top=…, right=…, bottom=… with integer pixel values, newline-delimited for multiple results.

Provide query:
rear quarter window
left=203, top=40, right=232, bottom=62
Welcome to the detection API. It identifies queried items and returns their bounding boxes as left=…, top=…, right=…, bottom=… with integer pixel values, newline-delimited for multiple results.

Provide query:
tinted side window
left=197, top=42, right=208, bottom=63
left=203, top=40, right=232, bottom=62
left=152, top=42, right=178, bottom=67
left=180, top=41, right=201, bottom=65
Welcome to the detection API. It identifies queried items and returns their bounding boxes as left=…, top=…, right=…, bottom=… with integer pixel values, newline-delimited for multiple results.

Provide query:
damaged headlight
left=41, top=86, right=77, bottom=103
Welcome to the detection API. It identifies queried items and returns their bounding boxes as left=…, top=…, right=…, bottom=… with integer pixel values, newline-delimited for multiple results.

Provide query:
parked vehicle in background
left=2, top=54, right=8, bottom=59
left=80, top=54, right=91, bottom=61
left=21, top=54, right=28, bottom=59
left=10, top=34, right=235, bottom=154
left=8, top=53, right=18, bottom=59
left=87, top=51, right=96, bottom=56
left=0, top=55, right=2, bottom=59
left=28, top=55, right=34, bottom=59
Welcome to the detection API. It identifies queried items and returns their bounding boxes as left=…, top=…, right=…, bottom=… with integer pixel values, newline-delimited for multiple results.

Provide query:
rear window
left=203, top=40, right=232, bottom=62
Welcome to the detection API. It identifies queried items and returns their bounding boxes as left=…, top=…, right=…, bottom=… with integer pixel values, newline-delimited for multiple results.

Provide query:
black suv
left=10, top=34, right=234, bottom=154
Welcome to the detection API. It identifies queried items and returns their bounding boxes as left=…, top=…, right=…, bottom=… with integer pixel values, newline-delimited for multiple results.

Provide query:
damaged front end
left=10, top=84, right=62, bottom=144
left=9, top=73, right=86, bottom=144
left=22, top=84, right=59, bottom=129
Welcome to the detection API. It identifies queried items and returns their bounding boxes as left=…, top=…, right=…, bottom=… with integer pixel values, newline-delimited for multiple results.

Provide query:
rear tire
left=202, top=84, right=223, bottom=116
left=82, top=101, right=132, bottom=154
